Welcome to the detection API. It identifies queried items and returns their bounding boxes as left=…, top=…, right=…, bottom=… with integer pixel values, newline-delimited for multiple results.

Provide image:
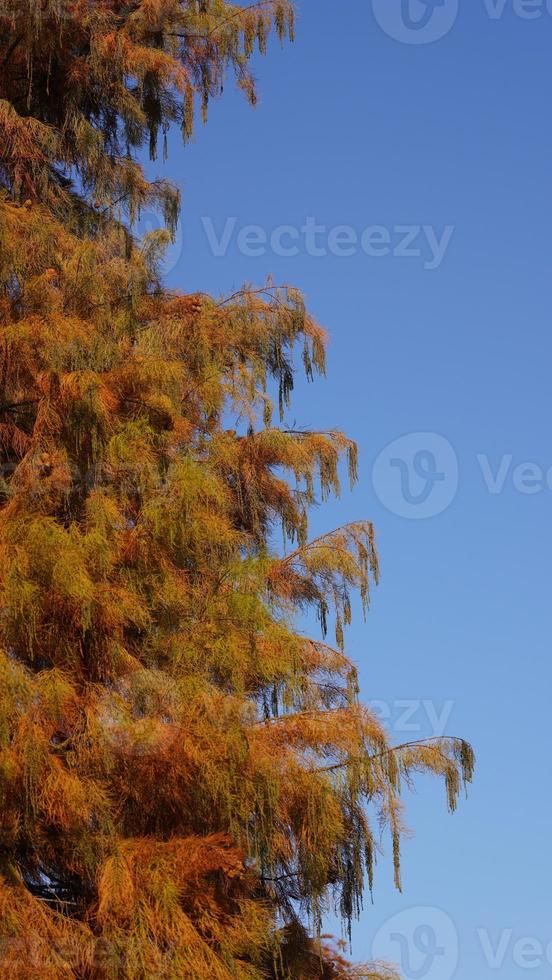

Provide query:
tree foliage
left=0, top=2, right=473, bottom=977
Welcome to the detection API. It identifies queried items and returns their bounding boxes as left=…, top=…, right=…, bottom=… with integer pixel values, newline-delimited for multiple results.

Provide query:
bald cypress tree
left=0, top=3, right=473, bottom=977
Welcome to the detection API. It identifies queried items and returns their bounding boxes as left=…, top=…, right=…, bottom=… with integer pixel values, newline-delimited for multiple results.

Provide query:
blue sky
left=145, top=2, right=552, bottom=976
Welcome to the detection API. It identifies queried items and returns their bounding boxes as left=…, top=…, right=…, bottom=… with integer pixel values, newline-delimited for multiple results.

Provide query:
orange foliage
left=0, top=3, right=473, bottom=977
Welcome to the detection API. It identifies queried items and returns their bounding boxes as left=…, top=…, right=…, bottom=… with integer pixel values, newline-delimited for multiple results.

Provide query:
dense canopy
left=0, top=2, right=473, bottom=977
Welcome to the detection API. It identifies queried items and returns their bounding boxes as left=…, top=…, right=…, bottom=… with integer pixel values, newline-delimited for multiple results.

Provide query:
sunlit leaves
left=0, top=3, right=473, bottom=976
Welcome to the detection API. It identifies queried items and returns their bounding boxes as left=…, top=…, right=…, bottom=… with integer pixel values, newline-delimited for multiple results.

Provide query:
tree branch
left=317, top=736, right=470, bottom=774
left=1, top=35, right=23, bottom=69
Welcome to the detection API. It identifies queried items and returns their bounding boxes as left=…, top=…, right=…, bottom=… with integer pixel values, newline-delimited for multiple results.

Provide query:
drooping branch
left=317, top=735, right=474, bottom=774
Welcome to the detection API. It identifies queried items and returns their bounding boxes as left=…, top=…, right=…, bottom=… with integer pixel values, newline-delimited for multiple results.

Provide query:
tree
left=0, top=2, right=474, bottom=977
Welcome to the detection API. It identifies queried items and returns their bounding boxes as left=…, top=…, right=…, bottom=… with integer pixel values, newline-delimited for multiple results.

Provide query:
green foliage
left=0, top=3, right=473, bottom=977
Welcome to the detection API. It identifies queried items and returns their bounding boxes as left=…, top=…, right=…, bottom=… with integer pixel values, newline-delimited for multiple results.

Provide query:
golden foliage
left=0, top=3, right=473, bottom=977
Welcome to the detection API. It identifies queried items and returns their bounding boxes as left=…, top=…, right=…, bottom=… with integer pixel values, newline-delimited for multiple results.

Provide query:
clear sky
left=144, top=3, right=552, bottom=976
